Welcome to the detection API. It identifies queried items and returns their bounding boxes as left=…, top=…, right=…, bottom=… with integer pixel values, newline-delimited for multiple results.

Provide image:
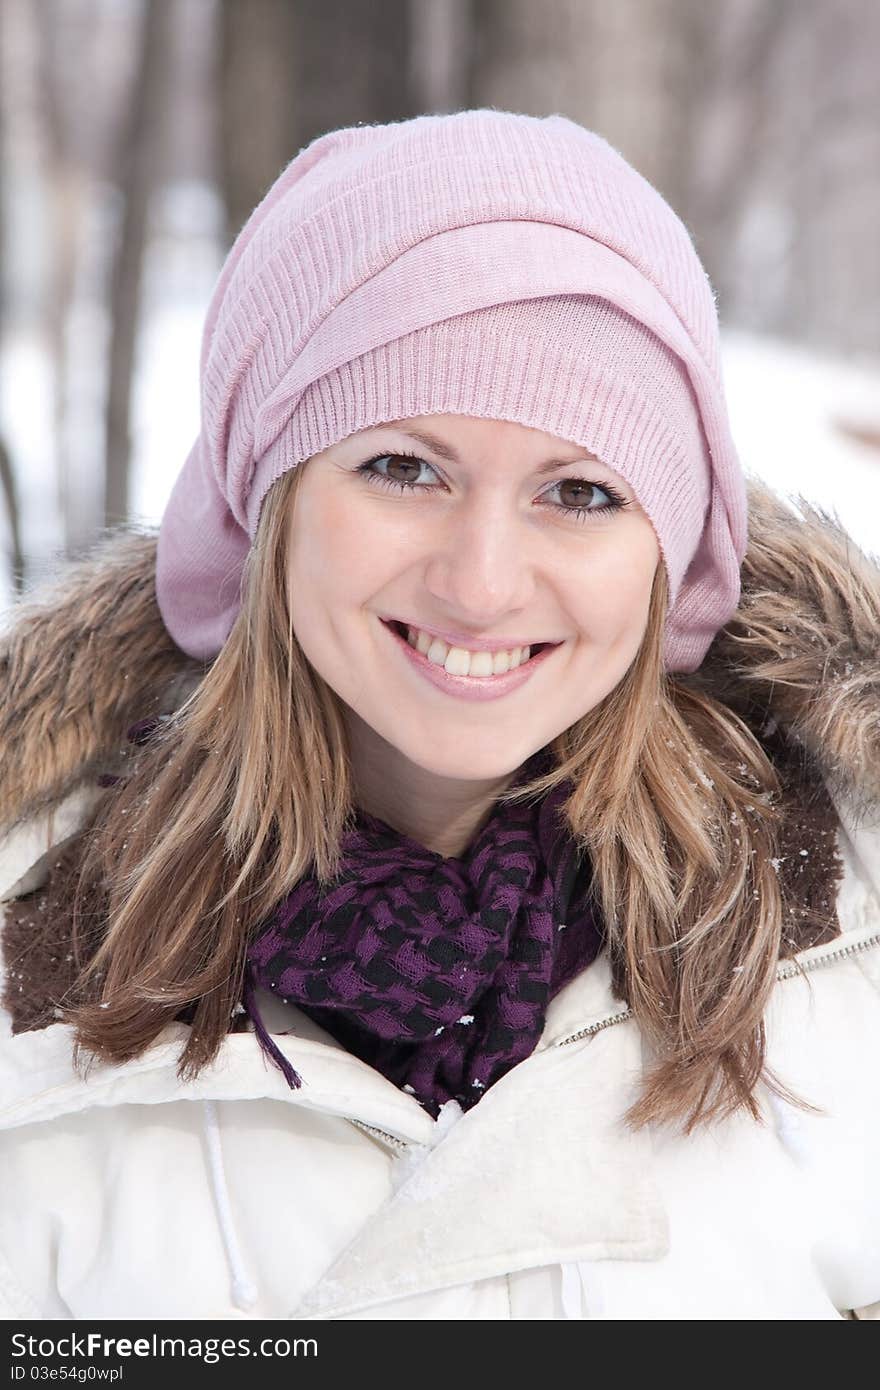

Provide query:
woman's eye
left=543, top=478, right=619, bottom=514
left=355, top=453, right=439, bottom=492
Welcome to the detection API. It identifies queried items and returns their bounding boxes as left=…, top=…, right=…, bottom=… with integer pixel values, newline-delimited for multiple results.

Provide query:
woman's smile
left=379, top=615, right=563, bottom=702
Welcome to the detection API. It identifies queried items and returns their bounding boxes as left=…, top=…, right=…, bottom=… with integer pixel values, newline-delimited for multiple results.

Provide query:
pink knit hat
left=156, top=108, right=748, bottom=673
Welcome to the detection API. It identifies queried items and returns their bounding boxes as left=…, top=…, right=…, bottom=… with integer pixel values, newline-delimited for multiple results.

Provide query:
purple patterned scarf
left=244, top=748, right=602, bottom=1118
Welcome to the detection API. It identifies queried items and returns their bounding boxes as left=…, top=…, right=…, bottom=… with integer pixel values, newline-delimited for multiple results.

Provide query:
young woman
left=1, top=109, right=878, bottom=1321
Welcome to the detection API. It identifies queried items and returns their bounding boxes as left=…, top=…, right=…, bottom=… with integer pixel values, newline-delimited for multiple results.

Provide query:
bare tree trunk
left=290, top=0, right=419, bottom=148
left=685, top=0, right=800, bottom=316
left=468, top=0, right=579, bottom=118
left=218, top=0, right=418, bottom=252
left=104, top=0, right=172, bottom=531
left=778, top=0, right=880, bottom=353
left=217, top=0, right=299, bottom=246
left=34, top=2, right=90, bottom=555
left=408, top=0, right=473, bottom=114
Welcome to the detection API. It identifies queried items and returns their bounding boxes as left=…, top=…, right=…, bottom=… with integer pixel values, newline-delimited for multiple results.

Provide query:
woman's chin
left=392, top=740, right=539, bottom=786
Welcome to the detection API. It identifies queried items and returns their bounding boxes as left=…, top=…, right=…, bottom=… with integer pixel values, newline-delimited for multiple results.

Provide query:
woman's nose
left=421, top=503, right=537, bottom=622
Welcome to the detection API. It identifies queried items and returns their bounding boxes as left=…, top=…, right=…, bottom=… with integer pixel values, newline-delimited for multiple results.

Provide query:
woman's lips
left=382, top=617, right=554, bottom=654
left=380, top=618, right=559, bottom=702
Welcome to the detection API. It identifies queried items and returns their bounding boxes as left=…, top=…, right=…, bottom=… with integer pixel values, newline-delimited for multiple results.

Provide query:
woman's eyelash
left=354, top=451, right=631, bottom=522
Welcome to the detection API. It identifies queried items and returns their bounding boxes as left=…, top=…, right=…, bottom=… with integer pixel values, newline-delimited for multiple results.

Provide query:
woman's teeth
left=404, top=624, right=531, bottom=677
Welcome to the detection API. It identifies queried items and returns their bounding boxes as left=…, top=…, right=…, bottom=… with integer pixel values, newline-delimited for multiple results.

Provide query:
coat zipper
left=347, top=929, right=880, bottom=1148
left=774, top=928, right=880, bottom=981
left=347, top=1114, right=411, bottom=1151
left=555, top=927, right=880, bottom=1049
left=554, top=1006, right=634, bottom=1048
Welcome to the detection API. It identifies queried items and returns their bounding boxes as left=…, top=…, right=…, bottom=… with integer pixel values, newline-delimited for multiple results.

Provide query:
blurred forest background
left=1, top=0, right=878, bottom=613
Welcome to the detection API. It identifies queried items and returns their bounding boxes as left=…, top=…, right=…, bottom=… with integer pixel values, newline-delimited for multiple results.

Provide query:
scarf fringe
left=241, top=966, right=303, bottom=1091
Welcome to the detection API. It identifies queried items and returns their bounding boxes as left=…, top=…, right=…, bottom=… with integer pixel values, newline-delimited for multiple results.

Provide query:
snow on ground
left=721, top=328, right=880, bottom=562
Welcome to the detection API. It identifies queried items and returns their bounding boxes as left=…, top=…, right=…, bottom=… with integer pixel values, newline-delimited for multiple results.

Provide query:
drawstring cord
left=202, top=1099, right=259, bottom=1311
left=559, top=1261, right=605, bottom=1319
left=197, top=967, right=304, bottom=1312
left=765, top=1087, right=811, bottom=1166
left=559, top=1262, right=584, bottom=1318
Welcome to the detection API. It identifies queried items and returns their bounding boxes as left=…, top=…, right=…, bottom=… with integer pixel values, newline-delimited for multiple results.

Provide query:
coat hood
left=1, top=474, right=879, bottom=1038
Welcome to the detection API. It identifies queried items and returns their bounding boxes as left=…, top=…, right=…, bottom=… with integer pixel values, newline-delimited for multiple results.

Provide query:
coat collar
left=289, top=994, right=669, bottom=1319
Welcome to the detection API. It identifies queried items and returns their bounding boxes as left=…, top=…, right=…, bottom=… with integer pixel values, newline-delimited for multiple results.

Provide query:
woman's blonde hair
left=66, top=459, right=810, bottom=1134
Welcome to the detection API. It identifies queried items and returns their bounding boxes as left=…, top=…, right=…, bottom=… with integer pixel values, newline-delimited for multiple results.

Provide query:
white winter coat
left=0, top=780, right=878, bottom=1321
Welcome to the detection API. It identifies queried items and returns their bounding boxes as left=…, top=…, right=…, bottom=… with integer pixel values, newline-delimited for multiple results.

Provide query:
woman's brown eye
left=558, top=480, right=596, bottom=507
left=386, top=456, right=421, bottom=483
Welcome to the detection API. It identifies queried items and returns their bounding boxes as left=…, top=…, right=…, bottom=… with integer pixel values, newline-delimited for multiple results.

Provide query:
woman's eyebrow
left=386, top=425, right=604, bottom=475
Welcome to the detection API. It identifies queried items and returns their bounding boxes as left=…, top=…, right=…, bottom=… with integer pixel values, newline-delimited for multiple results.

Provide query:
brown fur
left=0, top=528, right=205, bottom=833
left=2, top=476, right=877, bottom=1035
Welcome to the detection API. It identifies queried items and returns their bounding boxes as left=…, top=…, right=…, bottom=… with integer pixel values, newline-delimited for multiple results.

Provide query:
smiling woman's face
left=286, top=414, right=661, bottom=785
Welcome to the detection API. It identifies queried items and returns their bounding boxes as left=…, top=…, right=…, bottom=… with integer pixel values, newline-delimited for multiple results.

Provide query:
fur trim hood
left=1, top=476, right=879, bottom=1032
